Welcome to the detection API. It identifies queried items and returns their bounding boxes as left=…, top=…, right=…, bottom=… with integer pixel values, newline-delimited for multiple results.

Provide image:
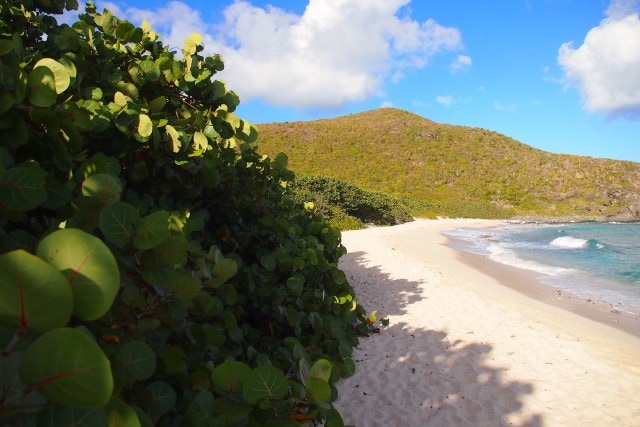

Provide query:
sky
left=63, top=0, right=640, bottom=161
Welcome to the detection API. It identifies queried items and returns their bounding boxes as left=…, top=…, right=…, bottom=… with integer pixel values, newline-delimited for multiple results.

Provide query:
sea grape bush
left=291, top=174, right=414, bottom=229
left=0, top=1, right=367, bottom=425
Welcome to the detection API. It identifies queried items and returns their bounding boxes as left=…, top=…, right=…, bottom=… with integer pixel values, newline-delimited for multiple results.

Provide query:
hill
left=256, top=108, right=640, bottom=220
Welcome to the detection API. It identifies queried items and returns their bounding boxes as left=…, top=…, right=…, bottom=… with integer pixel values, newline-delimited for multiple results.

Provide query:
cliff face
left=256, top=108, right=640, bottom=220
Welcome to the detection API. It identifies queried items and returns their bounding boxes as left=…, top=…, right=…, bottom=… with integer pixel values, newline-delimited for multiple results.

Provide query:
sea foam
left=550, top=236, right=588, bottom=249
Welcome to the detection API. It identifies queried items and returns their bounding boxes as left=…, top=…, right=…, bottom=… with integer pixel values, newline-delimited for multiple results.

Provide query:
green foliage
left=291, top=174, right=413, bottom=230
left=0, top=2, right=366, bottom=425
left=257, top=108, right=640, bottom=220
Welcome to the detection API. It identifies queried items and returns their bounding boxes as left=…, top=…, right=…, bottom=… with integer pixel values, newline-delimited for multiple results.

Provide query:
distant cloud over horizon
left=558, top=0, right=640, bottom=119
left=96, top=0, right=464, bottom=111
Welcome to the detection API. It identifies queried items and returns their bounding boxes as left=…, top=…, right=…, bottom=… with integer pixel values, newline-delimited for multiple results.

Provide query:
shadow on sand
left=336, top=250, right=542, bottom=427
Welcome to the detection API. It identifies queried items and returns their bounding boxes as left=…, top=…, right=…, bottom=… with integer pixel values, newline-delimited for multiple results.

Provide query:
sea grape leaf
left=340, top=358, right=356, bottom=378
left=27, top=65, right=57, bottom=107
left=211, top=398, right=253, bottom=425
left=169, top=272, right=200, bottom=301
left=286, top=275, right=304, bottom=297
left=99, top=202, right=141, bottom=247
left=152, top=234, right=188, bottom=265
left=148, top=96, right=166, bottom=113
left=185, top=391, right=214, bottom=426
left=166, top=125, right=181, bottom=153
left=0, top=250, right=73, bottom=340
left=184, top=33, right=202, bottom=55
left=204, top=258, right=237, bottom=288
left=105, top=398, right=142, bottom=427
left=37, top=228, right=120, bottom=321
left=260, top=254, right=276, bottom=272
left=211, top=361, right=252, bottom=394
left=146, top=381, right=176, bottom=416
left=0, top=39, right=13, bottom=56
left=19, top=328, right=113, bottom=409
left=309, top=359, right=332, bottom=383
left=192, top=131, right=208, bottom=151
left=116, top=341, right=156, bottom=381
left=137, top=114, right=152, bottom=138
left=139, top=60, right=160, bottom=81
left=0, top=166, right=47, bottom=211
left=325, top=408, right=345, bottom=427
left=82, top=173, right=122, bottom=204
left=134, top=211, right=170, bottom=250
left=305, top=378, right=331, bottom=403
left=42, top=176, right=72, bottom=210
left=33, top=58, right=70, bottom=94
left=242, top=366, right=287, bottom=404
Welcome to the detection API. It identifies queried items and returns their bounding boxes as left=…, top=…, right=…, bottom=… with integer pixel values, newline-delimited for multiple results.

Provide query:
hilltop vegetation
left=258, top=108, right=640, bottom=221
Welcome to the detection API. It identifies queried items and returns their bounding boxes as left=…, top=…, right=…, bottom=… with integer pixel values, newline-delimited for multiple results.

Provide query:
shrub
left=291, top=174, right=414, bottom=228
left=0, top=2, right=366, bottom=425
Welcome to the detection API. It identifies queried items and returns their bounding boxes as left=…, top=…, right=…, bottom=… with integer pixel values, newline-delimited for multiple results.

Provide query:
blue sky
left=67, top=0, right=639, bottom=161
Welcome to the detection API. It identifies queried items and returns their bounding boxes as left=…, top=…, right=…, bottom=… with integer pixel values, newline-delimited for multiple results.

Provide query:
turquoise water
left=444, top=222, right=640, bottom=314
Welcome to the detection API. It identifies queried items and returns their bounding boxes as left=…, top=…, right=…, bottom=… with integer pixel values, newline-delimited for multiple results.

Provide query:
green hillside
left=256, top=108, right=640, bottom=220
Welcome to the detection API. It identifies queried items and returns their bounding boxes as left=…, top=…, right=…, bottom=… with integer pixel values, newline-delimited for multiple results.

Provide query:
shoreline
left=447, top=236, right=640, bottom=339
left=334, top=218, right=640, bottom=426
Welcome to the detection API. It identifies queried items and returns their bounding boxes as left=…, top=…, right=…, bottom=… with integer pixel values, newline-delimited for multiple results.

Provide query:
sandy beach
left=334, top=219, right=640, bottom=426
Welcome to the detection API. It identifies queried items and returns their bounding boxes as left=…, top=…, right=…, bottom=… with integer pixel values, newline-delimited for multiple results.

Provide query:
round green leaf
left=137, top=114, right=152, bottom=138
left=305, top=377, right=331, bottom=403
left=27, top=66, right=57, bottom=107
left=205, top=258, right=237, bottom=288
left=134, top=211, right=170, bottom=250
left=212, top=361, right=252, bottom=394
left=146, top=381, right=176, bottom=416
left=0, top=166, right=47, bottom=211
left=33, top=58, right=70, bottom=94
left=139, top=60, right=160, bottom=81
left=58, top=54, right=77, bottom=80
left=152, top=234, right=188, bottom=265
left=19, top=328, right=113, bottom=409
left=260, top=254, right=276, bottom=272
left=116, top=341, right=156, bottom=381
left=184, top=33, right=202, bottom=55
left=309, top=358, right=332, bottom=382
left=99, top=202, right=141, bottom=247
left=169, top=272, right=200, bottom=301
left=148, top=96, right=166, bottom=113
left=42, top=176, right=72, bottom=210
left=242, top=366, right=288, bottom=404
left=0, top=39, right=14, bottom=56
left=0, top=250, right=72, bottom=338
left=192, top=131, right=208, bottom=151
left=185, top=391, right=214, bottom=426
left=0, top=92, right=14, bottom=116
left=82, top=173, right=122, bottom=204
left=105, top=398, right=142, bottom=427
left=37, top=228, right=120, bottom=321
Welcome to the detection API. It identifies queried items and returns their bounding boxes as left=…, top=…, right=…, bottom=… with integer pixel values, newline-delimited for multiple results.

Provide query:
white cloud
left=381, top=101, right=394, bottom=108
left=493, top=101, right=517, bottom=112
left=436, top=95, right=454, bottom=107
left=449, top=54, right=472, bottom=72
left=97, top=0, right=463, bottom=110
left=558, top=0, right=640, bottom=118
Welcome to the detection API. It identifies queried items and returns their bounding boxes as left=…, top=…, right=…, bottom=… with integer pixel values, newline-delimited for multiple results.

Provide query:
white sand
left=334, top=219, right=640, bottom=427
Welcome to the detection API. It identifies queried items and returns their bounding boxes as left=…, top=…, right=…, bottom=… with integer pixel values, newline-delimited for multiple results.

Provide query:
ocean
left=443, top=222, right=640, bottom=315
